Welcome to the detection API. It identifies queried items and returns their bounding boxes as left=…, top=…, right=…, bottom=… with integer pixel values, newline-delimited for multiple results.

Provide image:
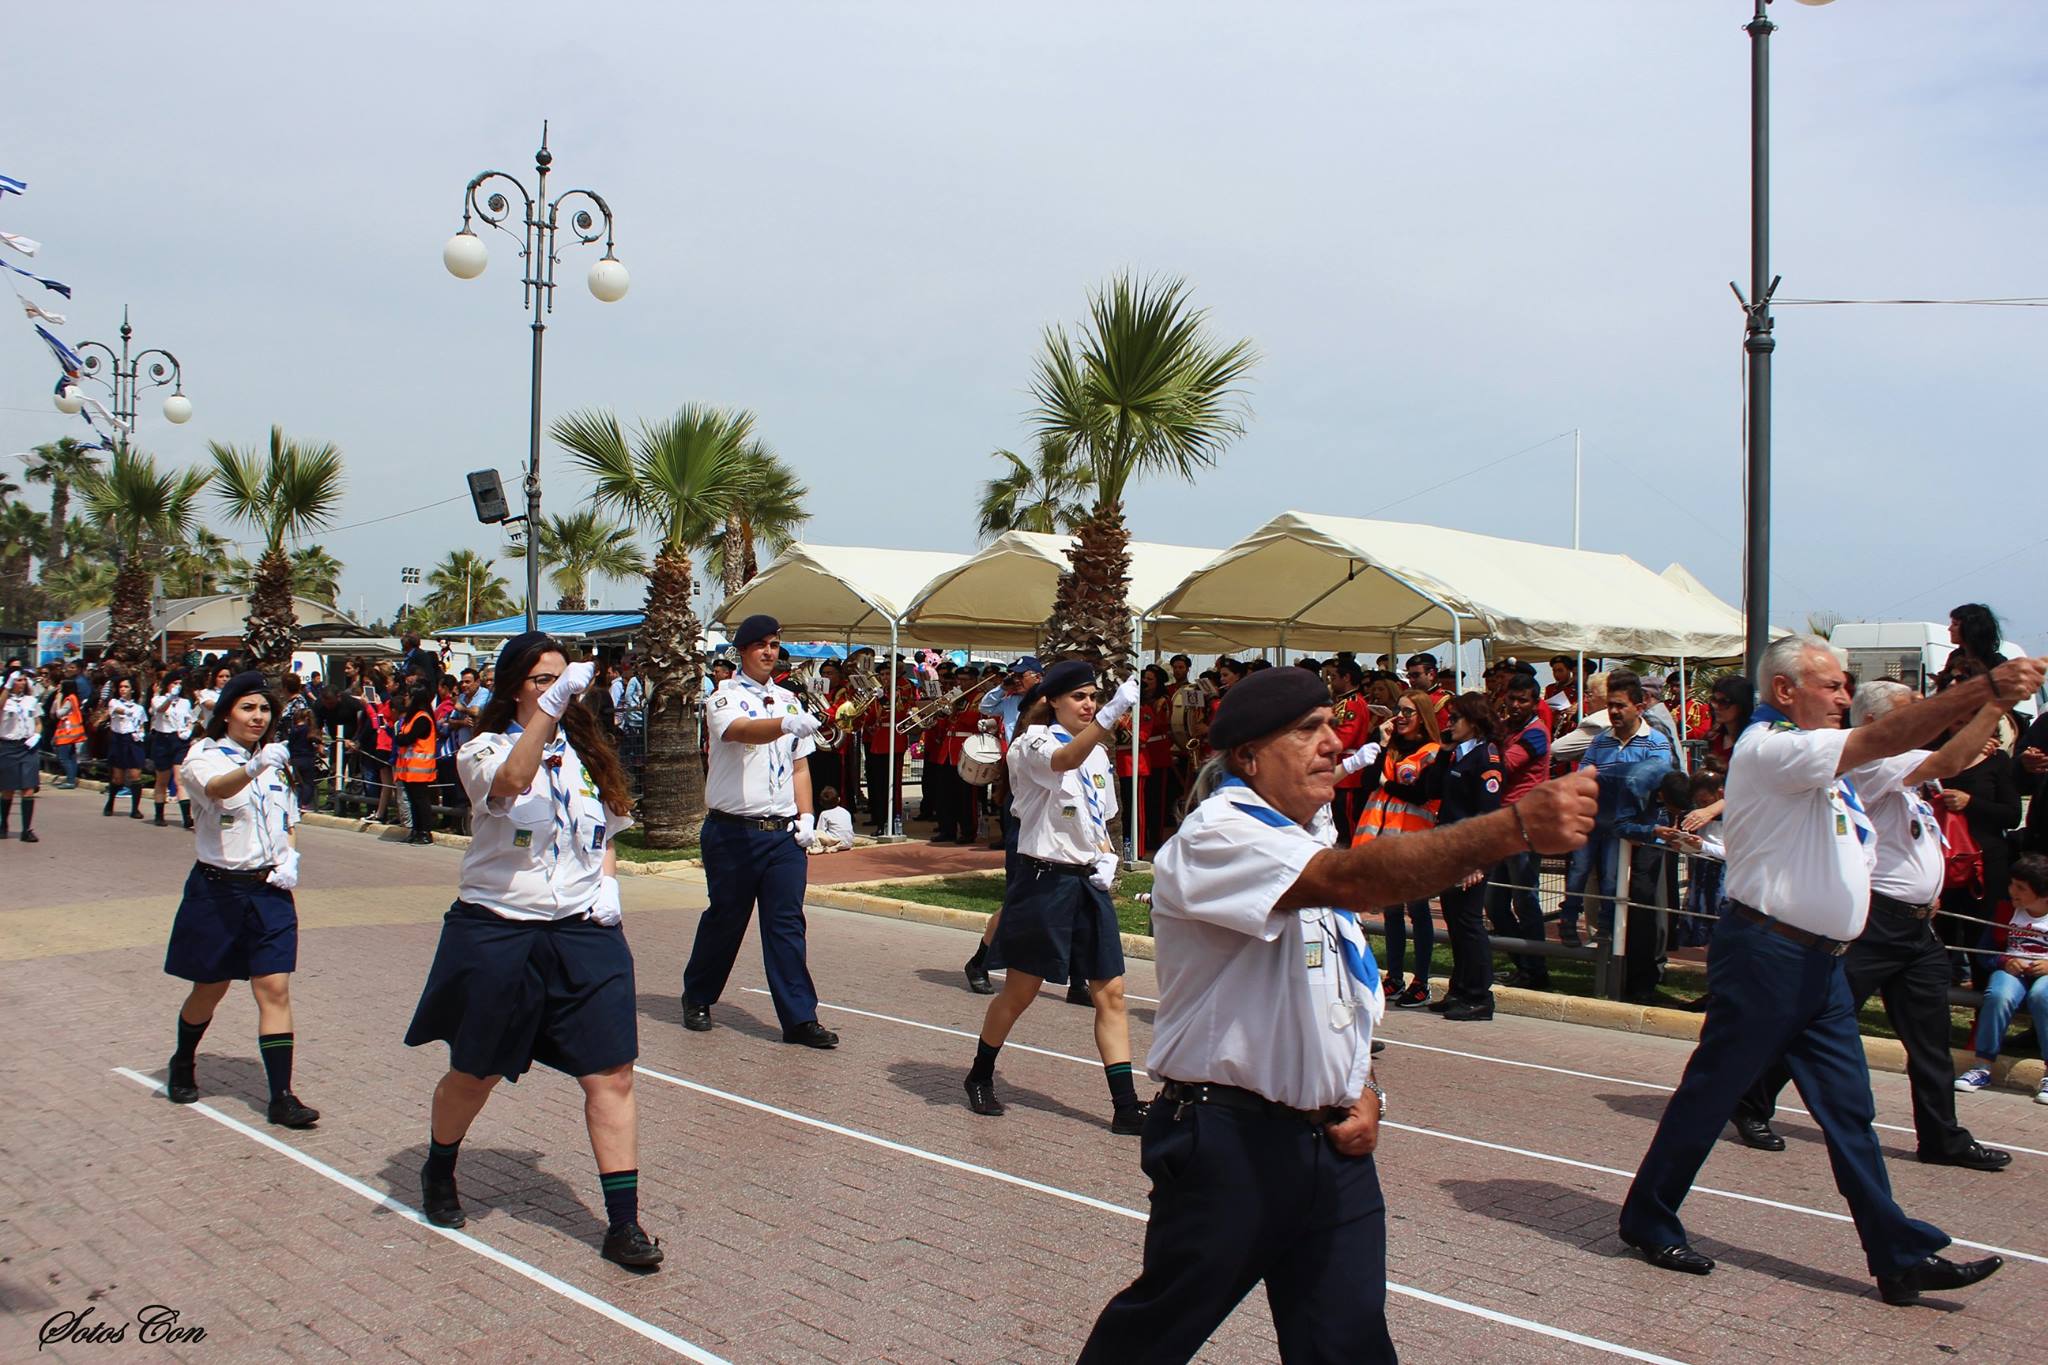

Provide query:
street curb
left=806, top=883, right=2046, bottom=1098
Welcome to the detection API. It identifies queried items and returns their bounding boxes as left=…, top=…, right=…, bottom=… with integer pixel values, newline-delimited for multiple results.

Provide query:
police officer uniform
left=681, top=614, right=837, bottom=1047
left=1618, top=700, right=1975, bottom=1294
left=1735, top=745, right=2008, bottom=1167
left=1078, top=667, right=1395, bottom=1365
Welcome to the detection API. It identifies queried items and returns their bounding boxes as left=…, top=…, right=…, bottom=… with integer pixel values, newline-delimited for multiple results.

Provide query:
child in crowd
left=1955, top=853, right=2048, bottom=1103
left=809, top=786, right=856, bottom=854
left=1656, top=769, right=1729, bottom=948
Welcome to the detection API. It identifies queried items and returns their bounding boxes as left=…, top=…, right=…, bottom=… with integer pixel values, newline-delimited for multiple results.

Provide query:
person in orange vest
left=394, top=682, right=440, bottom=845
left=1347, top=689, right=1446, bottom=1008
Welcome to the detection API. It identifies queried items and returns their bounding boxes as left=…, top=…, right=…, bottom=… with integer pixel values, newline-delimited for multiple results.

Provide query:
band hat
left=1207, top=666, right=1332, bottom=751
left=213, top=670, right=273, bottom=720
left=1021, top=658, right=1096, bottom=712
left=733, top=614, right=781, bottom=650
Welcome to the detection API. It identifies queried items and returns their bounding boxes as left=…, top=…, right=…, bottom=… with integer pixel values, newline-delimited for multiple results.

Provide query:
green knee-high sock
left=257, top=1033, right=294, bottom=1099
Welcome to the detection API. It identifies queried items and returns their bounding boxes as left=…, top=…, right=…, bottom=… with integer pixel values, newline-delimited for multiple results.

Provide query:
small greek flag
left=0, top=173, right=25, bottom=198
left=34, top=322, right=83, bottom=375
left=3, top=258, right=68, bottom=297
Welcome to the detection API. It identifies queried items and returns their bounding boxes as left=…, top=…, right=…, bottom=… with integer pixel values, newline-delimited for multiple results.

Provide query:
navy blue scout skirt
left=107, top=732, right=145, bottom=768
left=147, top=731, right=190, bottom=773
left=405, top=901, right=637, bottom=1082
left=988, top=858, right=1124, bottom=985
left=164, top=863, right=299, bottom=981
left=0, top=737, right=37, bottom=789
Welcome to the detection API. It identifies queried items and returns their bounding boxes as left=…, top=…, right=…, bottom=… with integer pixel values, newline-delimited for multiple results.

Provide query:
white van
left=1828, top=621, right=2039, bottom=719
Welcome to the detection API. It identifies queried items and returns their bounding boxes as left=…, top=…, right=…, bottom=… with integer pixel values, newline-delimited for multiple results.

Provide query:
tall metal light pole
left=1740, top=0, right=1833, bottom=677
left=56, top=305, right=194, bottom=446
left=443, top=123, right=629, bottom=633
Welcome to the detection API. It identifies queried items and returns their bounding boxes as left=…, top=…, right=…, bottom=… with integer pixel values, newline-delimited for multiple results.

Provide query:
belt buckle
left=1828, top=939, right=1850, bottom=957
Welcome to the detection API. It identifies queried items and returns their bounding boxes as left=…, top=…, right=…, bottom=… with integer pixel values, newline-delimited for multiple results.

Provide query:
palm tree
left=207, top=425, right=346, bottom=680
left=291, top=544, right=345, bottom=605
left=163, top=527, right=237, bottom=597
left=975, top=433, right=1090, bottom=540
left=0, top=470, right=19, bottom=503
left=709, top=441, right=810, bottom=598
left=39, top=554, right=116, bottom=615
left=22, top=437, right=101, bottom=567
left=505, top=507, right=645, bottom=611
left=1031, top=273, right=1257, bottom=670
left=421, top=548, right=515, bottom=628
left=553, top=404, right=751, bottom=846
left=74, top=447, right=212, bottom=662
left=0, top=501, right=48, bottom=582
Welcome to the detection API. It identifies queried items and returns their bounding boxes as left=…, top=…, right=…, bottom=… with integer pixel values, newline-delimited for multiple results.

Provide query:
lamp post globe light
left=1741, top=0, right=1833, bottom=677
left=59, top=305, right=192, bottom=442
left=443, top=121, right=627, bottom=632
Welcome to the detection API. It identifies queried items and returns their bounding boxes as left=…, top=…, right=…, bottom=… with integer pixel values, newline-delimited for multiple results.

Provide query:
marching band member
left=162, top=672, right=318, bottom=1128
left=402, top=633, right=661, bottom=1268
left=962, top=659, right=1148, bottom=1133
left=1077, top=667, right=1597, bottom=1362
left=0, top=670, right=44, bottom=841
left=681, top=615, right=841, bottom=1049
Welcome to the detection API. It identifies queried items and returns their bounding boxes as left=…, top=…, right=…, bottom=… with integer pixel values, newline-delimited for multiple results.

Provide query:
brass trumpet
left=894, top=670, right=1003, bottom=735
left=788, top=659, right=872, bottom=747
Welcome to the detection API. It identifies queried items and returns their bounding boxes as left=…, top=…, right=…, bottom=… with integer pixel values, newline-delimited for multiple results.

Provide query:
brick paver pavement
left=1, top=787, right=2041, bottom=1362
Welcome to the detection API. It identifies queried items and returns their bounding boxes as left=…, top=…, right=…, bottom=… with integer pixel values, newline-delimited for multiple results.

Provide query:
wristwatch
left=1362, top=1075, right=1387, bottom=1119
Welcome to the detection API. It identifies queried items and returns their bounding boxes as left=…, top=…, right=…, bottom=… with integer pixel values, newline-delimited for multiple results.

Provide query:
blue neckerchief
left=1217, top=776, right=1381, bottom=995
left=219, top=738, right=280, bottom=864
left=508, top=722, right=575, bottom=867
left=1743, top=703, right=1870, bottom=845
left=1051, top=725, right=1108, bottom=846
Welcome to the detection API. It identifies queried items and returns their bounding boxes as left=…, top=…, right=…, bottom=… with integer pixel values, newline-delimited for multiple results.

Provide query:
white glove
left=266, top=848, right=301, bottom=890
left=780, top=712, right=822, bottom=739
left=1095, top=674, right=1141, bottom=728
left=1340, top=742, right=1383, bottom=777
left=244, top=742, right=293, bottom=778
left=537, top=660, right=596, bottom=719
left=794, top=812, right=816, bottom=846
left=590, top=875, right=622, bottom=926
left=1090, top=851, right=1120, bottom=892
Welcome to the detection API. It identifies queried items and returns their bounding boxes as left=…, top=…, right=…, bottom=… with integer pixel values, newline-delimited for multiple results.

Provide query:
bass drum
left=956, top=732, right=1005, bottom=787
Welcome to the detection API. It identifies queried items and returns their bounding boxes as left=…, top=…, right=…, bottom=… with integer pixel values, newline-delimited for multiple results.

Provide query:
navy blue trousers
left=1619, top=910, right=1949, bottom=1276
left=1079, top=1103, right=1397, bottom=1364
left=684, top=819, right=818, bottom=1032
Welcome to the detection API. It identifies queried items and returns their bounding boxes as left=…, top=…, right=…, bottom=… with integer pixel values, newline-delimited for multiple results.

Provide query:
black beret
left=734, top=614, right=780, bottom=650
left=214, top=670, right=271, bottom=719
left=495, top=630, right=551, bottom=683
left=1021, top=658, right=1096, bottom=713
left=1208, top=666, right=1332, bottom=751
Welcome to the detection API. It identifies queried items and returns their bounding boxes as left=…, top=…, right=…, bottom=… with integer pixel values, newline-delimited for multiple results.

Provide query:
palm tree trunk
left=638, top=548, right=708, bottom=847
left=1041, top=500, right=1134, bottom=673
left=738, top=511, right=758, bottom=584
left=46, top=479, right=68, bottom=567
left=720, top=514, right=745, bottom=599
left=244, top=546, right=300, bottom=684
left=109, top=554, right=155, bottom=664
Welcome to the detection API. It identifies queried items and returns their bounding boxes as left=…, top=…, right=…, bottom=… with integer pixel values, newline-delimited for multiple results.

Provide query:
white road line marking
left=112, top=1067, right=727, bottom=1364
left=631, top=1058, right=1688, bottom=1365
left=1080, top=981, right=2048, bottom=1160
left=761, top=990, right=2048, bottom=1268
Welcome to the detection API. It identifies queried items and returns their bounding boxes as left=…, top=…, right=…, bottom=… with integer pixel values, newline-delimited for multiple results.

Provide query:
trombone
left=894, top=670, right=1003, bottom=735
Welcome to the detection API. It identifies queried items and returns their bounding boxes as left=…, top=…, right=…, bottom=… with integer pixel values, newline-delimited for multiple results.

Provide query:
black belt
left=706, top=809, right=794, bottom=832
left=1023, top=856, right=1093, bottom=878
left=1870, top=890, right=1938, bottom=920
left=1729, top=901, right=1850, bottom=956
left=196, top=861, right=277, bottom=884
left=1158, top=1079, right=1347, bottom=1129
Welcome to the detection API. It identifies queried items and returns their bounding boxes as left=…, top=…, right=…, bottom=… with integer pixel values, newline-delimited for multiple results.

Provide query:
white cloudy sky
left=4, top=2, right=2043, bottom=646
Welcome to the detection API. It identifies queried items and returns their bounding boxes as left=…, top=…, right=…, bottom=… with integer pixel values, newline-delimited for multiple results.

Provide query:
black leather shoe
left=1877, top=1253, right=2002, bottom=1306
left=266, top=1093, right=319, bottom=1128
left=681, top=1001, right=712, bottom=1032
left=601, top=1221, right=664, bottom=1270
left=1111, top=1102, right=1150, bottom=1135
left=166, top=1056, right=198, bottom=1105
left=1370, top=1038, right=1386, bottom=1055
left=1918, top=1141, right=2011, bottom=1172
left=1066, top=981, right=1092, bottom=1005
left=1427, top=995, right=1455, bottom=1013
left=1731, top=1115, right=1785, bottom=1151
left=964, top=951, right=994, bottom=995
left=782, top=1020, right=840, bottom=1049
left=964, top=1076, right=1005, bottom=1116
left=1621, top=1233, right=1714, bottom=1275
left=1443, top=1001, right=1495, bottom=1021
left=19, top=829, right=37, bottom=843
left=420, top=1166, right=465, bottom=1228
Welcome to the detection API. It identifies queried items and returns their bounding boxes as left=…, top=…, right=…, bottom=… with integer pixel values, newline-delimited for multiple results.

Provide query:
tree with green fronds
left=553, top=404, right=751, bottom=845
left=207, top=425, right=345, bottom=681
left=164, top=527, right=236, bottom=597
left=291, top=544, right=345, bottom=605
left=23, top=437, right=101, bottom=568
left=1030, top=273, right=1256, bottom=671
left=709, top=441, right=810, bottom=599
left=74, top=447, right=212, bottom=662
left=505, top=507, right=645, bottom=611
left=421, top=548, right=516, bottom=629
left=974, top=433, right=1090, bottom=540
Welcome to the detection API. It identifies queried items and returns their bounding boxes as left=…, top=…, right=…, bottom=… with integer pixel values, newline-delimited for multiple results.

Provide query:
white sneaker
left=2035, top=1077, right=2048, bottom=1106
left=1955, top=1067, right=1992, bottom=1093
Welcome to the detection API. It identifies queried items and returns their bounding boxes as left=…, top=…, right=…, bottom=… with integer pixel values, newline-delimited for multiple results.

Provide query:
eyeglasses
left=527, top=673, right=561, bottom=689
left=1396, top=706, right=1419, bottom=717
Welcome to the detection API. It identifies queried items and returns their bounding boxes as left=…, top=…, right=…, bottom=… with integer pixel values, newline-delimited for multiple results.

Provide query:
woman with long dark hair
left=1948, top=604, right=2005, bottom=675
left=1703, top=675, right=1755, bottom=770
left=0, top=670, right=43, bottom=841
left=147, top=667, right=198, bottom=828
left=104, top=677, right=148, bottom=818
left=1430, top=693, right=1504, bottom=1019
left=1350, top=689, right=1445, bottom=1008
left=402, top=633, right=661, bottom=1269
left=394, top=681, right=440, bottom=844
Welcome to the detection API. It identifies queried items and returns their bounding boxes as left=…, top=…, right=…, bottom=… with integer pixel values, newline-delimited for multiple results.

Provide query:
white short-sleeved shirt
left=1007, top=724, right=1119, bottom=866
left=1724, top=722, right=1876, bottom=939
left=1146, top=781, right=1381, bottom=1111
left=180, top=738, right=299, bottom=871
left=703, top=675, right=816, bottom=818
left=0, top=694, right=40, bottom=742
left=457, top=728, right=632, bottom=922
left=816, top=806, right=855, bottom=850
left=192, top=687, right=222, bottom=731
left=107, top=698, right=146, bottom=735
left=151, top=694, right=195, bottom=737
left=1849, top=750, right=1944, bottom=906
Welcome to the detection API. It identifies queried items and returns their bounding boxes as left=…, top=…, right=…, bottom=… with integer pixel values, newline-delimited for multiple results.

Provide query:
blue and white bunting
left=0, top=231, right=39, bottom=257
left=0, top=173, right=25, bottom=198
left=16, top=295, right=64, bottom=325
left=34, top=322, right=84, bottom=375
left=2, top=258, right=69, bottom=297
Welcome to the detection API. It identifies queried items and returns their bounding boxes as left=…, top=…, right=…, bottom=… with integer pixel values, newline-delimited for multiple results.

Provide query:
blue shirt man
left=1559, top=675, right=1674, bottom=943
left=978, top=655, right=1043, bottom=743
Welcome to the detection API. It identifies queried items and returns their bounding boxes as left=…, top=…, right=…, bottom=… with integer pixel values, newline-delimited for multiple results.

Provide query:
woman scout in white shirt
left=104, top=678, right=148, bottom=817
left=0, top=670, right=44, bottom=841
left=402, top=633, right=661, bottom=1271
left=963, top=658, right=1149, bottom=1134
left=148, top=669, right=199, bottom=828
left=161, top=672, right=319, bottom=1130
left=1076, top=667, right=1597, bottom=1364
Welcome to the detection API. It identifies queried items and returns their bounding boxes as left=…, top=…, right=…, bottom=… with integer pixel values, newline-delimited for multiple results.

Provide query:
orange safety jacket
left=1350, top=739, right=1443, bottom=846
left=395, top=710, right=438, bottom=784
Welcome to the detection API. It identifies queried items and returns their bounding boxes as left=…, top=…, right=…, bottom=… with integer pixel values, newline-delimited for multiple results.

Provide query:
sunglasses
left=1396, top=706, right=1419, bottom=717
